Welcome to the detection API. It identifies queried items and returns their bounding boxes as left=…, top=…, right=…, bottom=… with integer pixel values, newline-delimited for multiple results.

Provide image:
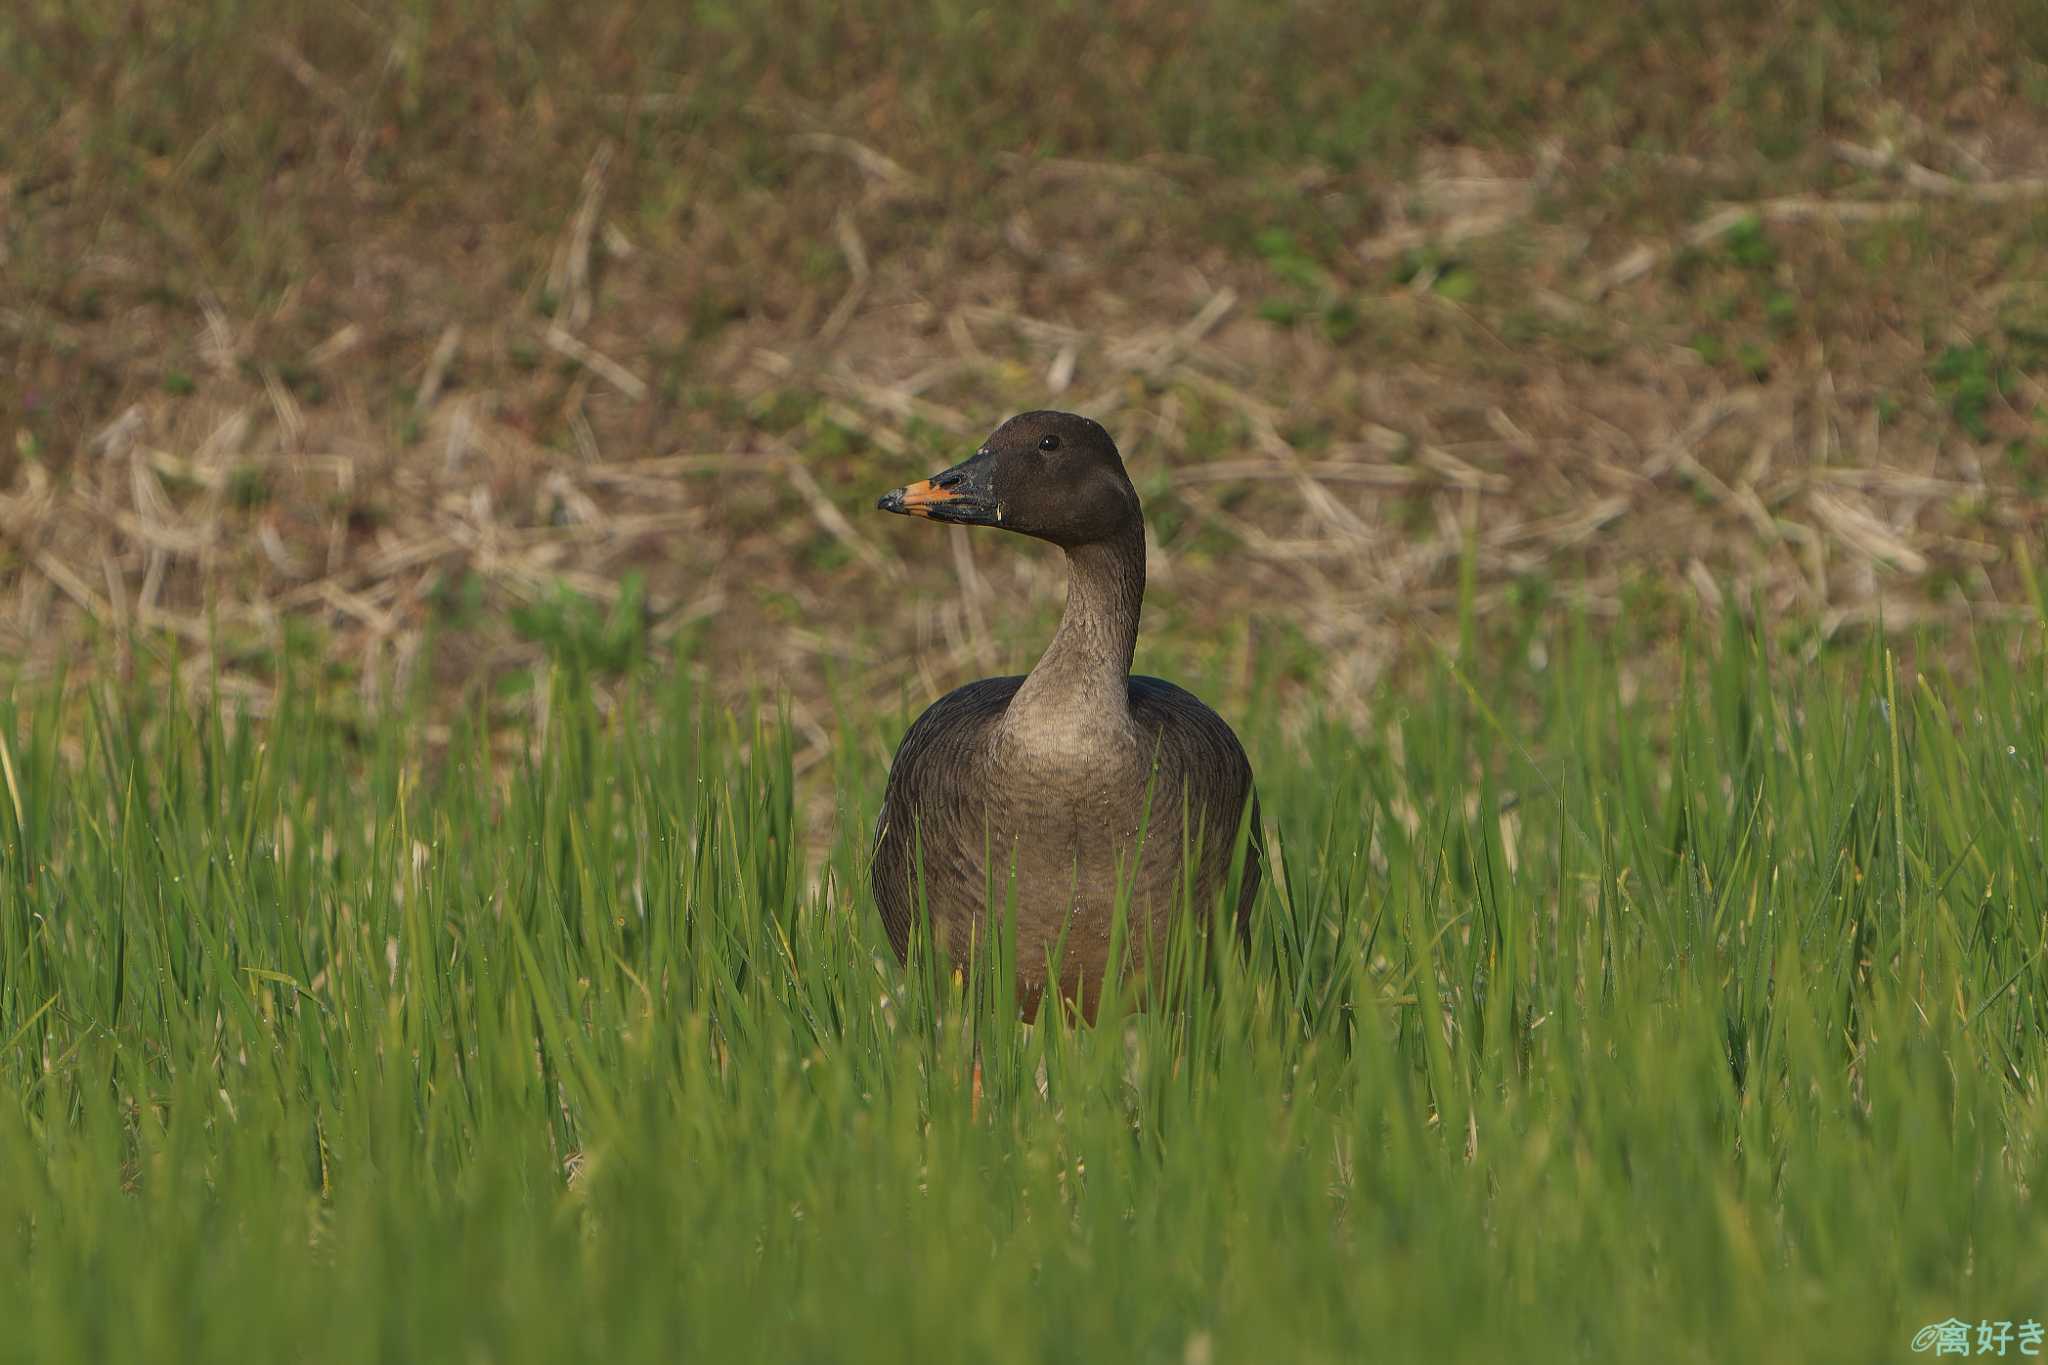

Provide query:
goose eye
left=1039, top=434, right=1060, bottom=452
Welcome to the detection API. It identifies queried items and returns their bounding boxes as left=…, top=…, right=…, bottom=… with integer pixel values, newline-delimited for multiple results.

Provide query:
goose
left=871, top=410, right=1261, bottom=1018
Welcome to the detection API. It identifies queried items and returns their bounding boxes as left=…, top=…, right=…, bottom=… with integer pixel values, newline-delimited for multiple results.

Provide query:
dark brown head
left=876, top=411, right=1139, bottom=548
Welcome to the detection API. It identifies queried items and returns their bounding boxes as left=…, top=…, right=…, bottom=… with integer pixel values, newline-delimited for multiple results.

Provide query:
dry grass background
left=5, top=2, right=2048, bottom=751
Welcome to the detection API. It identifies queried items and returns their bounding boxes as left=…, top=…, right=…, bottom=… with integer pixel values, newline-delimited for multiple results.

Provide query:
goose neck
left=1000, top=521, right=1145, bottom=750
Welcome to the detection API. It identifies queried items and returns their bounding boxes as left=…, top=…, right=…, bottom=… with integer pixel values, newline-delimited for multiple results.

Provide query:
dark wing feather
left=870, top=677, right=1022, bottom=959
left=1129, top=675, right=1263, bottom=934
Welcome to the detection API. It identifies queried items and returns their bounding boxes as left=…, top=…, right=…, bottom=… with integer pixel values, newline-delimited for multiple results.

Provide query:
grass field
left=5, top=601, right=2048, bottom=1362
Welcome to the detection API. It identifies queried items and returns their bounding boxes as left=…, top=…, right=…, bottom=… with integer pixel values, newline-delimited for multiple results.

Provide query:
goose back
left=872, top=673, right=1260, bottom=1016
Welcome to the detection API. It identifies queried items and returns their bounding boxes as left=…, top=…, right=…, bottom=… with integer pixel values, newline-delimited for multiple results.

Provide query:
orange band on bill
left=891, top=478, right=961, bottom=515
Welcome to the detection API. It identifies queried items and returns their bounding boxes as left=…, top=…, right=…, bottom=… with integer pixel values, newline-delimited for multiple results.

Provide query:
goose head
left=876, top=410, right=1139, bottom=548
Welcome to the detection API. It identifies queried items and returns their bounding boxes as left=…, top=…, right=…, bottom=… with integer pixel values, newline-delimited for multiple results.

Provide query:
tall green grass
left=3, top=615, right=2046, bottom=1362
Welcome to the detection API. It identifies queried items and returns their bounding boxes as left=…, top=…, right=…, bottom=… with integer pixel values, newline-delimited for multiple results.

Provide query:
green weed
left=1931, top=342, right=2009, bottom=441
left=508, top=573, right=649, bottom=675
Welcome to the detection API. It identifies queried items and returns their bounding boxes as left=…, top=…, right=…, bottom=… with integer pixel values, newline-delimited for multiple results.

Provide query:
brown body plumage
left=871, top=411, right=1261, bottom=1017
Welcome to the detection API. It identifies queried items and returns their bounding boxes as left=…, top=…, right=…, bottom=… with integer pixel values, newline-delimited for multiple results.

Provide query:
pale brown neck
left=1001, top=520, right=1145, bottom=747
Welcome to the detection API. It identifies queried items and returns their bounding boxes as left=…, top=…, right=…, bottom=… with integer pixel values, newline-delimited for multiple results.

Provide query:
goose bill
left=875, top=454, right=1001, bottom=525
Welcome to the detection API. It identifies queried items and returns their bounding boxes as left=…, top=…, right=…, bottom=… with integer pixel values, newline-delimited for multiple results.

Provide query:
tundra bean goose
left=871, top=411, right=1261, bottom=1017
